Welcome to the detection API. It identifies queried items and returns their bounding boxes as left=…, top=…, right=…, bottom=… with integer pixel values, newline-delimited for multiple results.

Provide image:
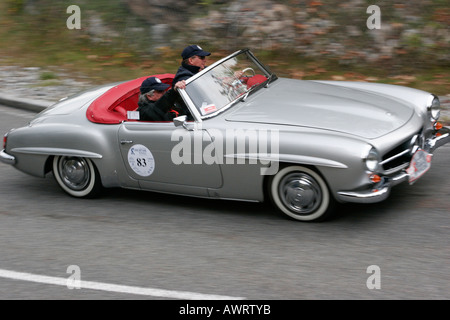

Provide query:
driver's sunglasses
left=196, top=55, right=206, bottom=60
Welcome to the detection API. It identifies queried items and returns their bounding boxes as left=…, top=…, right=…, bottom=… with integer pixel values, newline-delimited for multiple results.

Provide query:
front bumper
left=0, top=149, right=16, bottom=165
left=337, top=126, right=450, bottom=204
left=425, top=126, right=450, bottom=153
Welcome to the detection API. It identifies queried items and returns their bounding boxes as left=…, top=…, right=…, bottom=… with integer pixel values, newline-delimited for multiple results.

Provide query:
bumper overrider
left=0, top=149, right=16, bottom=165
left=337, top=126, right=450, bottom=204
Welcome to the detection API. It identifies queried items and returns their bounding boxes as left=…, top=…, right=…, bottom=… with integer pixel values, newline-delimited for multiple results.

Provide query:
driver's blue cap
left=181, top=45, right=211, bottom=60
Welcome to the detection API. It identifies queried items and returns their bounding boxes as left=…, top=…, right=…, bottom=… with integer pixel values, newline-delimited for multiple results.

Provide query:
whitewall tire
left=269, top=166, right=334, bottom=222
left=53, top=156, right=102, bottom=198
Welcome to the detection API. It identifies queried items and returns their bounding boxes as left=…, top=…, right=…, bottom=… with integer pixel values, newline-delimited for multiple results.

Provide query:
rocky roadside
left=0, top=65, right=449, bottom=125
left=0, top=65, right=93, bottom=103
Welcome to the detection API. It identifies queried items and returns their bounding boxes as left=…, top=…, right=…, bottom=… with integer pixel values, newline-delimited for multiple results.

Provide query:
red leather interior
left=247, top=74, right=268, bottom=88
left=87, top=74, right=174, bottom=124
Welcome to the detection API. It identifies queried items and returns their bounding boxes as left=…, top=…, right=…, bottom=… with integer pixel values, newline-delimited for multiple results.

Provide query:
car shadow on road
left=15, top=172, right=417, bottom=225
left=99, top=184, right=403, bottom=224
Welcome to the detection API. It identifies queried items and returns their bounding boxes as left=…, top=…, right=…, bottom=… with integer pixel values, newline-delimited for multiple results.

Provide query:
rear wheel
left=52, top=156, right=102, bottom=198
left=269, top=166, right=334, bottom=222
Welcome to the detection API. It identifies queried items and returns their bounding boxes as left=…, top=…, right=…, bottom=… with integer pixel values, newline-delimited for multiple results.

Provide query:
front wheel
left=268, top=166, right=335, bottom=222
left=52, top=156, right=102, bottom=198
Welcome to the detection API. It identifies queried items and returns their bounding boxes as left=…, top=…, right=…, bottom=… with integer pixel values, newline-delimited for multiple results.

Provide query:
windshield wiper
left=265, top=73, right=277, bottom=88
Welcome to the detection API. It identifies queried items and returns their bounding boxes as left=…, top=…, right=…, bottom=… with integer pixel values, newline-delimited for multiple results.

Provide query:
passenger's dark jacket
left=137, top=88, right=181, bottom=121
left=172, top=62, right=202, bottom=85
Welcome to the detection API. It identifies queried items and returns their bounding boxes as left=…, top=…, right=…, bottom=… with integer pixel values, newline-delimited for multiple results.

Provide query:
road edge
left=0, top=94, right=53, bottom=113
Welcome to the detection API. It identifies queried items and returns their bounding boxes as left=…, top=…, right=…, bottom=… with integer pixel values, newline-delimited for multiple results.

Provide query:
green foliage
left=0, top=0, right=448, bottom=94
left=4, top=0, right=26, bottom=14
left=39, top=71, right=58, bottom=80
left=198, top=0, right=214, bottom=6
left=404, top=33, right=423, bottom=48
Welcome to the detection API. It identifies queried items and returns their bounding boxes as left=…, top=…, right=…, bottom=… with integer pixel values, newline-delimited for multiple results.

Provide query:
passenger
left=137, top=77, right=186, bottom=121
left=172, top=45, right=211, bottom=85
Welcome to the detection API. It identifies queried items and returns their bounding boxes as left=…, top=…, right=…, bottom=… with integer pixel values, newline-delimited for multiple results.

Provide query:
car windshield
left=182, top=50, right=275, bottom=120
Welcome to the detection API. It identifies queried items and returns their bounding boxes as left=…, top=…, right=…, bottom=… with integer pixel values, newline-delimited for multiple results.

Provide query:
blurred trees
left=1, top=0, right=449, bottom=72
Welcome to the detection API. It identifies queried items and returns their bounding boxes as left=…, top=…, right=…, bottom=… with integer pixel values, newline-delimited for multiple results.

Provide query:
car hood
left=225, top=78, right=414, bottom=139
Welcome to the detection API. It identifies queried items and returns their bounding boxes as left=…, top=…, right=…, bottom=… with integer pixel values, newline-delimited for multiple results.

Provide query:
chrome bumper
left=337, top=126, right=450, bottom=204
left=0, top=149, right=16, bottom=165
left=425, top=126, right=450, bottom=153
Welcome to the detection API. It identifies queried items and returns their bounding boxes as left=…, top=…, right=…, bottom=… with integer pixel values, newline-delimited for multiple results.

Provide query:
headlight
left=428, top=95, right=440, bottom=121
left=364, top=146, right=380, bottom=172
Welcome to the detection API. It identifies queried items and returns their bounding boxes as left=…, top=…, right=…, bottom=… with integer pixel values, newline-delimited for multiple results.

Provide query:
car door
left=118, top=121, right=222, bottom=196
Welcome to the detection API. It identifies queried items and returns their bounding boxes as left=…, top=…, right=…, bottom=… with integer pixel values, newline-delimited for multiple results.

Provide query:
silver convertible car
left=1, top=49, right=449, bottom=222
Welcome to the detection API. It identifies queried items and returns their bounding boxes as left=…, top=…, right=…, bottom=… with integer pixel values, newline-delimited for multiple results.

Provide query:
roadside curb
left=0, top=94, right=53, bottom=113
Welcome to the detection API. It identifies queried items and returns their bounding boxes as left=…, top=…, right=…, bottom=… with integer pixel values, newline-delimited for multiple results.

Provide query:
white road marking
left=0, top=268, right=245, bottom=300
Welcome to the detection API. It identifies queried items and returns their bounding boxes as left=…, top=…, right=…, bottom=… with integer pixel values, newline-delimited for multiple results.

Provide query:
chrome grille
left=380, top=132, right=422, bottom=174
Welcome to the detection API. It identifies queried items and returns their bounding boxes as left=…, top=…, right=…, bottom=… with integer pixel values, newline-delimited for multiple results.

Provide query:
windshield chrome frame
left=177, top=49, right=275, bottom=122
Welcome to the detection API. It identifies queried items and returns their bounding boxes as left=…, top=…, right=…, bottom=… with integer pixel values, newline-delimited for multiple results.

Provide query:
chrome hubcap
left=59, top=157, right=90, bottom=191
left=279, top=173, right=322, bottom=215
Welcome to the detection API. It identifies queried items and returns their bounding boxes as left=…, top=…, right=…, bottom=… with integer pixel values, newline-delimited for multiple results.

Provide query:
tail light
left=2, top=134, right=7, bottom=149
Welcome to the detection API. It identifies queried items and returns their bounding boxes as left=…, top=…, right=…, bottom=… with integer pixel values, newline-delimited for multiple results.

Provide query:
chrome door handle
left=120, top=140, right=133, bottom=145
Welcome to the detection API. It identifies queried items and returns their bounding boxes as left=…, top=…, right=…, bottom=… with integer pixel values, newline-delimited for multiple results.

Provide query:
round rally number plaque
left=128, top=144, right=155, bottom=177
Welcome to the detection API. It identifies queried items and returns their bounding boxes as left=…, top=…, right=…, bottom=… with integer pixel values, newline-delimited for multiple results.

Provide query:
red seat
left=87, top=74, right=174, bottom=124
left=247, top=74, right=268, bottom=88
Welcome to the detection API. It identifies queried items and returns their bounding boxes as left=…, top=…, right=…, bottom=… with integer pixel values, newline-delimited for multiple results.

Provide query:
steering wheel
left=241, top=67, right=256, bottom=77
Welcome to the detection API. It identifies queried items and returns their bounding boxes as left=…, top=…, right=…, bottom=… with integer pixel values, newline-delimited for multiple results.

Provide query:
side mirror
left=173, top=115, right=194, bottom=131
left=173, top=115, right=187, bottom=128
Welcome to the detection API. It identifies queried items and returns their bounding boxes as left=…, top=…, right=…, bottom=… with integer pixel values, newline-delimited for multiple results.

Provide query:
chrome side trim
left=0, top=149, right=16, bottom=165
left=224, top=153, right=348, bottom=169
left=10, top=147, right=103, bottom=159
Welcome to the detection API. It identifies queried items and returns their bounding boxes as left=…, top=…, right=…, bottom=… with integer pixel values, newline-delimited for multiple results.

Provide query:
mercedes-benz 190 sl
left=1, top=49, right=449, bottom=221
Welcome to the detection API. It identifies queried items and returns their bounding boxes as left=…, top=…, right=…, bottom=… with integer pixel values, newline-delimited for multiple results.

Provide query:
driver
left=172, top=45, right=211, bottom=85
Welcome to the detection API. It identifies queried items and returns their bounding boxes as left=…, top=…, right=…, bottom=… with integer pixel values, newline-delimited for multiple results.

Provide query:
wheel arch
left=263, top=161, right=339, bottom=222
left=43, top=151, right=102, bottom=174
left=51, top=155, right=103, bottom=198
left=263, top=161, right=337, bottom=203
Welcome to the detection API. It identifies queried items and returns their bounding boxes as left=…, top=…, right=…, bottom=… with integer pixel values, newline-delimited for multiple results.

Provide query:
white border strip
left=0, top=269, right=245, bottom=300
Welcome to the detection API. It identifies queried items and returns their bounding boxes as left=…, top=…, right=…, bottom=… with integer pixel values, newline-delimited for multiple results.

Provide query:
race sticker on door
left=406, top=149, right=432, bottom=184
left=128, top=144, right=155, bottom=177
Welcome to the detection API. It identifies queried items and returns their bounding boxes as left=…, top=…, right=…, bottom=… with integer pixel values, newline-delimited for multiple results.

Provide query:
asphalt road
left=0, top=104, right=449, bottom=300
